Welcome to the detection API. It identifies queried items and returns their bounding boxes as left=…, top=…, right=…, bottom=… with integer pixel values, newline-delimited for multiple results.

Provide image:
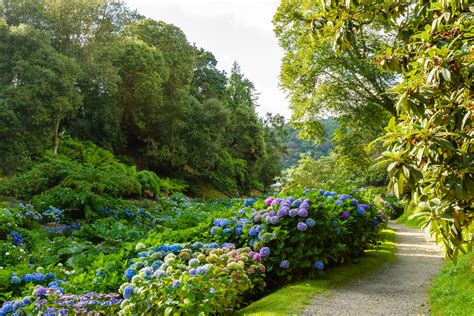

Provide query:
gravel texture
left=303, top=222, right=443, bottom=316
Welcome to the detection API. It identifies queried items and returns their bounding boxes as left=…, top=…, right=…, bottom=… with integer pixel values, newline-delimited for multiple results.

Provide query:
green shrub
left=0, top=139, right=185, bottom=213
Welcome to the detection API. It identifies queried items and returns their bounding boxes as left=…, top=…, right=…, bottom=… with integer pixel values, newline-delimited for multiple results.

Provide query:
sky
left=126, top=0, right=291, bottom=118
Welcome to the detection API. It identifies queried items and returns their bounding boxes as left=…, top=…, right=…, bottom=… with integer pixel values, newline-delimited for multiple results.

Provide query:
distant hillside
left=283, top=118, right=337, bottom=168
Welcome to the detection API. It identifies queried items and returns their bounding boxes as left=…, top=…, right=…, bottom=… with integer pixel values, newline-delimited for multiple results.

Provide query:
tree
left=274, top=0, right=398, bottom=141
left=190, top=48, right=228, bottom=103
left=286, top=0, right=473, bottom=261
left=0, top=22, right=82, bottom=172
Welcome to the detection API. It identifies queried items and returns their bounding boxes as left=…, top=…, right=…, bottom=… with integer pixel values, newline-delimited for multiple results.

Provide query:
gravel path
left=304, top=222, right=443, bottom=316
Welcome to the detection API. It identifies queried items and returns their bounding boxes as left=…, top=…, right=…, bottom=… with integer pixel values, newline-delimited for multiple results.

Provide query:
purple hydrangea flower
left=314, top=261, right=325, bottom=270
left=268, top=211, right=276, bottom=217
left=303, top=189, right=310, bottom=194
left=172, top=280, right=180, bottom=288
left=36, top=286, right=47, bottom=296
left=265, top=197, right=274, bottom=206
left=189, top=269, right=197, bottom=276
left=289, top=209, right=298, bottom=217
left=269, top=216, right=280, bottom=225
left=299, top=202, right=310, bottom=210
left=259, top=247, right=270, bottom=257
left=297, top=209, right=308, bottom=217
left=351, top=199, right=359, bottom=206
left=297, top=222, right=308, bottom=231
left=340, top=211, right=350, bottom=220
left=252, top=252, right=262, bottom=260
left=279, top=260, right=290, bottom=269
left=278, top=207, right=289, bottom=217
left=359, top=204, right=369, bottom=211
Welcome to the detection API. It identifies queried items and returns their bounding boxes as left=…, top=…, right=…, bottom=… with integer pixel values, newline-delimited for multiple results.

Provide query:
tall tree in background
left=0, top=22, right=81, bottom=173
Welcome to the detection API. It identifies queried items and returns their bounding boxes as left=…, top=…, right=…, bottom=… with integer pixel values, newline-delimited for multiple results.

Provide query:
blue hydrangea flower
left=124, top=268, right=136, bottom=281
left=351, top=199, right=359, bottom=206
left=223, top=228, right=232, bottom=234
left=235, top=227, right=243, bottom=235
left=303, top=188, right=310, bottom=194
left=259, top=247, right=270, bottom=257
left=373, top=220, right=379, bottom=226
left=244, top=198, right=255, bottom=207
left=59, top=309, right=69, bottom=315
left=48, top=281, right=59, bottom=288
left=32, top=273, right=45, bottom=283
left=319, top=189, right=325, bottom=195
left=335, top=199, right=343, bottom=205
left=189, top=269, right=197, bottom=276
left=279, top=260, right=290, bottom=269
left=297, top=222, right=308, bottom=231
left=45, top=272, right=56, bottom=280
left=23, top=274, right=33, bottom=283
left=123, top=285, right=134, bottom=299
left=197, top=266, right=208, bottom=275
left=256, top=225, right=264, bottom=232
left=359, top=204, right=369, bottom=211
left=2, top=302, right=12, bottom=313
left=10, top=276, right=21, bottom=285
left=249, top=228, right=257, bottom=237
left=339, top=194, right=352, bottom=201
left=12, top=300, right=24, bottom=311
left=306, top=218, right=316, bottom=227
left=357, top=206, right=366, bottom=215
left=314, top=261, right=325, bottom=270
left=209, top=287, right=217, bottom=294
left=172, top=280, right=180, bottom=288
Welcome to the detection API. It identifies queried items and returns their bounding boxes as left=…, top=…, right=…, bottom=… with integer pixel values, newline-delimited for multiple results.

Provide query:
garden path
left=304, top=222, right=443, bottom=315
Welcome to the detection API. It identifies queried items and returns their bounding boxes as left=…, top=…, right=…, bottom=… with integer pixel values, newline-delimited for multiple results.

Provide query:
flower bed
left=0, top=189, right=388, bottom=315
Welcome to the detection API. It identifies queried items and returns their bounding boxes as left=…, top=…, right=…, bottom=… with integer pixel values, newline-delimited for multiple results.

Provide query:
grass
left=396, top=205, right=426, bottom=228
left=236, top=228, right=397, bottom=315
left=429, top=251, right=474, bottom=315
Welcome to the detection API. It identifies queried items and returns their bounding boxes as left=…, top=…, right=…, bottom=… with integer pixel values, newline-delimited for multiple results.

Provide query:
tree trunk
left=52, top=119, right=60, bottom=154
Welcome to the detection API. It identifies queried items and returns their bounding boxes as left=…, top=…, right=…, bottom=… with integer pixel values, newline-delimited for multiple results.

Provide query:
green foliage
left=0, top=139, right=183, bottom=212
left=283, top=119, right=336, bottom=168
left=281, top=0, right=473, bottom=261
left=0, top=1, right=286, bottom=195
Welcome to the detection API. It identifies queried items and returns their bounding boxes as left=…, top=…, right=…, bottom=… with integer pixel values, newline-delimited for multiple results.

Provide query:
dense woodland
left=0, top=0, right=288, bottom=196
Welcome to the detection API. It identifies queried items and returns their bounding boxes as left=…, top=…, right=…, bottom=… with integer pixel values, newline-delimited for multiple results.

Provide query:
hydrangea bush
left=0, top=188, right=389, bottom=314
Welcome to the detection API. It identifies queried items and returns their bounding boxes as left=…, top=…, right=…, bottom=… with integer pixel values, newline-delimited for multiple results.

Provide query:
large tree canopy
left=0, top=0, right=286, bottom=195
